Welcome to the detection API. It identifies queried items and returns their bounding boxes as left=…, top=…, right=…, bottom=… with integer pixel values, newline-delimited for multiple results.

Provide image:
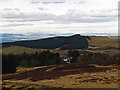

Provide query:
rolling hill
left=2, top=34, right=89, bottom=50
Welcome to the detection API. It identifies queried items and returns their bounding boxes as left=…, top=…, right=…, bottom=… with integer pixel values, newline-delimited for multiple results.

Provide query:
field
left=88, top=36, right=118, bottom=47
left=2, top=64, right=119, bottom=89
left=2, top=36, right=119, bottom=89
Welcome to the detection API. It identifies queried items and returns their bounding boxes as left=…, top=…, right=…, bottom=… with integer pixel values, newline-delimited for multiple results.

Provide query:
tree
left=68, top=50, right=80, bottom=63
left=30, top=59, right=40, bottom=67
left=2, top=54, right=18, bottom=74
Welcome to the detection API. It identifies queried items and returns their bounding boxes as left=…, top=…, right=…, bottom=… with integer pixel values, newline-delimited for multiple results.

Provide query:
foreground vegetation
left=2, top=64, right=118, bottom=89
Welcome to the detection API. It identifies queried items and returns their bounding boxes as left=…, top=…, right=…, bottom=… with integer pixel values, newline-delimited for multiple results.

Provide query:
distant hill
left=2, top=34, right=89, bottom=50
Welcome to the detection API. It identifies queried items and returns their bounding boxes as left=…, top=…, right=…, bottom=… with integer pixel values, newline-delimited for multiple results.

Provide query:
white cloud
left=1, top=8, right=117, bottom=23
left=0, top=0, right=119, bottom=34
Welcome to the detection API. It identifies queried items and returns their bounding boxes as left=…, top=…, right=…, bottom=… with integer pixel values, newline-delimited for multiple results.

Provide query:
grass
left=2, top=46, right=47, bottom=55
left=88, top=36, right=118, bottom=47
left=2, top=81, right=59, bottom=89
left=91, top=41, right=118, bottom=47
left=2, top=63, right=119, bottom=88
left=3, top=66, right=118, bottom=88
left=16, top=66, right=48, bottom=73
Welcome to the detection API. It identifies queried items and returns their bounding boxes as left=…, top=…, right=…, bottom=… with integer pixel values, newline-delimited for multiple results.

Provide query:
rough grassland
left=88, top=36, right=118, bottom=47
left=2, top=64, right=119, bottom=89
left=2, top=46, right=47, bottom=55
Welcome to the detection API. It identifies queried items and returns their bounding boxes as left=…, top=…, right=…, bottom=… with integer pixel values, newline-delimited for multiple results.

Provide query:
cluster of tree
left=2, top=50, right=61, bottom=74
left=68, top=50, right=119, bottom=65
left=67, top=50, right=93, bottom=63
left=68, top=50, right=80, bottom=63
left=2, top=54, right=19, bottom=74
left=3, top=49, right=119, bottom=74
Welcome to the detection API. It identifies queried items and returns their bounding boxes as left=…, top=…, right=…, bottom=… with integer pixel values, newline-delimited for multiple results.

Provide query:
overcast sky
left=0, top=0, right=119, bottom=34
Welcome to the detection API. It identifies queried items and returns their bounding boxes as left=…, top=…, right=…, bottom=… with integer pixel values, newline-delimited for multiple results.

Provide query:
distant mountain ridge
left=2, top=34, right=89, bottom=50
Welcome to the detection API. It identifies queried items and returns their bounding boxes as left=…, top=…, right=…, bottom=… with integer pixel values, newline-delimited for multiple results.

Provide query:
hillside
left=88, top=36, right=118, bottom=47
left=2, top=63, right=118, bottom=89
left=2, top=34, right=89, bottom=50
left=2, top=35, right=119, bottom=55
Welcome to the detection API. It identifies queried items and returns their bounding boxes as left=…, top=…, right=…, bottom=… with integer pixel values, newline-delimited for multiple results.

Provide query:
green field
left=90, top=40, right=118, bottom=47
left=2, top=46, right=48, bottom=55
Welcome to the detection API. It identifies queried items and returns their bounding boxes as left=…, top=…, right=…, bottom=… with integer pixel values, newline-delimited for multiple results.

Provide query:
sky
left=0, top=0, right=119, bottom=34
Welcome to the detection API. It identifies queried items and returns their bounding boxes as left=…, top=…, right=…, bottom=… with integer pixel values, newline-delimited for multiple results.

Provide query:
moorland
left=1, top=34, right=119, bottom=89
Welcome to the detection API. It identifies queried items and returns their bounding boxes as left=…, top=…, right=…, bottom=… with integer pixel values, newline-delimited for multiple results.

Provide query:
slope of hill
left=2, top=63, right=118, bottom=88
left=2, top=34, right=89, bottom=50
left=2, top=35, right=119, bottom=55
left=88, top=36, right=118, bottom=47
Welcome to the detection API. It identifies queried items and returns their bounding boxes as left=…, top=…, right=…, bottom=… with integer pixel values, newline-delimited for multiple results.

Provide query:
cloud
left=0, top=0, right=14, bottom=2
left=1, top=9, right=117, bottom=24
left=0, top=0, right=118, bottom=34
left=30, top=0, right=65, bottom=4
left=30, top=0, right=86, bottom=4
left=3, top=8, right=20, bottom=11
left=31, top=1, right=40, bottom=4
left=68, top=0, right=87, bottom=4
left=0, top=24, right=33, bottom=27
left=38, top=7, right=46, bottom=10
left=41, top=2, right=65, bottom=4
left=1, top=12, right=56, bottom=22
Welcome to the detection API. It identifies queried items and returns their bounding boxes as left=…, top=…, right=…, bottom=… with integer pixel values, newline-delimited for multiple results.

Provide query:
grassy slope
left=88, top=36, right=118, bottom=47
left=3, top=65, right=118, bottom=88
left=2, top=46, right=47, bottom=55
